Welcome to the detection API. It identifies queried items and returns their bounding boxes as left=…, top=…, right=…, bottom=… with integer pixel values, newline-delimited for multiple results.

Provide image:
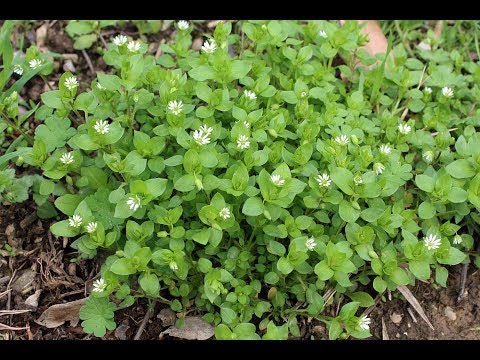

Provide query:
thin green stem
left=1, top=112, right=33, bottom=145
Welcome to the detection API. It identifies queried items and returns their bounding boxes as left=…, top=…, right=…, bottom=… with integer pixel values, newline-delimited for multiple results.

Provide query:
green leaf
left=389, top=267, right=410, bottom=285
left=409, top=259, right=430, bottom=280
left=80, top=296, right=116, bottom=337
left=348, top=292, right=375, bottom=307
left=188, top=65, right=215, bottom=81
left=330, top=167, right=354, bottom=195
left=54, top=194, right=83, bottom=216
left=445, top=159, right=476, bottom=179
left=418, top=201, right=436, bottom=219
left=437, top=247, right=466, bottom=265
left=447, top=187, right=467, bottom=203
left=110, top=258, right=136, bottom=275
left=97, top=72, right=122, bottom=91
left=339, top=200, right=360, bottom=223
left=415, top=174, right=435, bottom=193
left=138, top=272, right=160, bottom=297
left=40, top=90, right=64, bottom=109
left=277, top=257, right=294, bottom=275
left=220, top=307, right=237, bottom=325
left=50, top=220, right=78, bottom=237
left=242, top=196, right=264, bottom=216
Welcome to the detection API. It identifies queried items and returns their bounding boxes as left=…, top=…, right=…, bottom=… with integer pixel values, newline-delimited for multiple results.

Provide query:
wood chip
left=25, top=289, right=42, bottom=311
left=397, top=285, right=434, bottom=330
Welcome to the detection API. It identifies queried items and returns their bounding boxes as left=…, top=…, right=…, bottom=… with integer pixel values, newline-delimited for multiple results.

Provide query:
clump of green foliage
left=1, top=20, right=479, bottom=340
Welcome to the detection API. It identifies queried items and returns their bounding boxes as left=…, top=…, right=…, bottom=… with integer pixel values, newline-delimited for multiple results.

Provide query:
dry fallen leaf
left=160, top=316, right=214, bottom=340
left=397, top=285, right=434, bottom=330
left=25, top=289, right=42, bottom=311
left=381, top=317, right=389, bottom=340
left=114, top=320, right=130, bottom=340
left=35, top=298, right=86, bottom=328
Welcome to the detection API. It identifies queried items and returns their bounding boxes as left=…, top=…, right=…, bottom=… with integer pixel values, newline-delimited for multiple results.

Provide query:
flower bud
left=66, top=175, right=73, bottom=186
left=15, top=156, right=24, bottom=166
left=351, top=134, right=359, bottom=145
left=368, top=250, right=379, bottom=259
left=268, top=129, right=278, bottom=138
left=195, top=177, right=203, bottom=190
left=157, top=231, right=168, bottom=238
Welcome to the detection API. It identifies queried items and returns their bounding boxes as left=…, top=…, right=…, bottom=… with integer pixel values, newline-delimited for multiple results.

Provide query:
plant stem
left=0, top=113, right=33, bottom=145
left=39, top=74, right=53, bottom=91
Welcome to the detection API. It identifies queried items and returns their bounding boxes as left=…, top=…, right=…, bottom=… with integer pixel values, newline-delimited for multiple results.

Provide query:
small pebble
left=444, top=306, right=457, bottom=321
left=390, top=312, right=403, bottom=324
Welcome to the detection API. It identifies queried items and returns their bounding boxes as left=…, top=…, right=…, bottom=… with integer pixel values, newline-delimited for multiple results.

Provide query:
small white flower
left=200, top=124, right=213, bottom=135
left=261, top=24, right=267, bottom=30
left=424, top=234, right=441, bottom=250
left=193, top=125, right=213, bottom=146
left=442, top=86, right=454, bottom=98
left=60, top=152, right=74, bottom=165
left=219, top=207, right=231, bottom=220
left=306, top=237, right=316, bottom=251
left=237, top=135, right=250, bottom=150
left=373, top=162, right=385, bottom=175
left=64, top=76, right=78, bottom=91
left=133, top=95, right=139, bottom=103
left=334, top=134, right=350, bottom=146
left=93, top=120, right=110, bottom=135
left=453, top=235, right=463, bottom=245
left=201, top=40, right=217, bottom=54
left=177, top=20, right=189, bottom=30
left=319, top=30, right=327, bottom=38
left=379, top=144, right=392, bottom=155
left=244, top=90, right=257, bottom=100
left=354, top=175, right=363, bottom=185
left=316, top=173, right=331, bottom=187
left=112, top=34, right=128, bottom=46
left=301, top=91, right=308, bottom=98
left=29, top=58, right=43, bottom=69
left=92, top=278, right=107, bottom=293
left=398, top=123, right=412, bottom=135
left=169, top=261, right=178, bottom=271
left=424, top=87, right=432, bottom=94
left=423, top=151, right=434, bottom=163
left=127, top=40, right=141, bottom=52
left=243, top=121, right=250, bottom=128
left=358, top=315, right=371, bottom=331
left=127, top=195, right=141, bottom=211
left=270, top=174, right=285, bottom=187
left=13, top=64, right=23, bottom=75
left=86, top=222, right=97, bottom=233
left=68, top=214, right=82, bottom=228
left=96, top=82, right=104, bottom=90
left=167, top=100, right=184, bottom=115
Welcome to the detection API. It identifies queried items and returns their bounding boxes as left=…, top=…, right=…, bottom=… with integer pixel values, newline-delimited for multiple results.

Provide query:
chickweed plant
left=2, top=20, right=479, bottom=339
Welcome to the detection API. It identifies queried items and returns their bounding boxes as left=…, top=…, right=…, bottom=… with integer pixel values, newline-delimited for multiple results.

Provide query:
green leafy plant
left=3, top=19, right=479, bottom=340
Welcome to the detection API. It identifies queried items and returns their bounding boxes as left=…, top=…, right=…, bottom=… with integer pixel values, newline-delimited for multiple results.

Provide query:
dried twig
left=0, top=323, right=28, bottom=331
left=457, top=262, right=469, bottom=302
left=0, top=309, right=31, bottom=316
left=407, top=307, right=418, bottom=323
left=81, top=49, right=95, bottom=75
left=134, top=305, right=155, bottom=340
left=381, top=317, right=389, bottom=340
left=397, top=285, right=434, bottom=330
